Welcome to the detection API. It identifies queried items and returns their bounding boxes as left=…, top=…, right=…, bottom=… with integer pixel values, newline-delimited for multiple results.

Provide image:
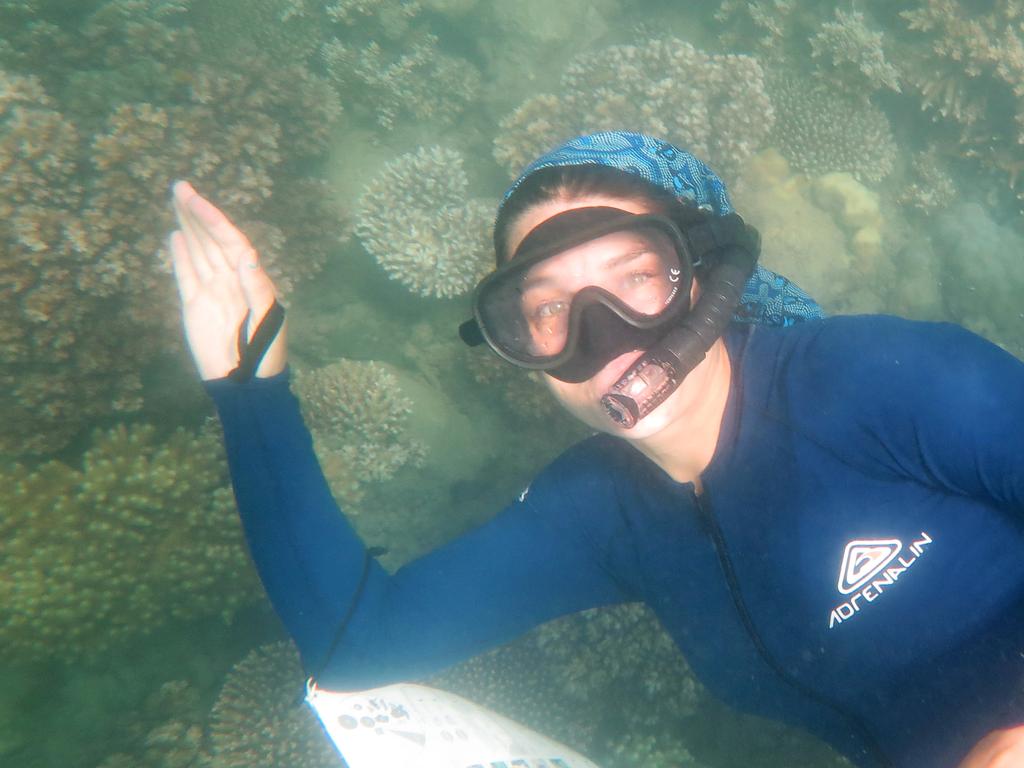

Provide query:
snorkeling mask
left=460, top=205, right=760, bottom=427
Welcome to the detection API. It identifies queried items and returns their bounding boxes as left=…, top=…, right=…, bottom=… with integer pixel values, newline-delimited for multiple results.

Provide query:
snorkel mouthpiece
left=601, top=329, right=705, bottom=428
left=600, top=246, right=757, bottom=429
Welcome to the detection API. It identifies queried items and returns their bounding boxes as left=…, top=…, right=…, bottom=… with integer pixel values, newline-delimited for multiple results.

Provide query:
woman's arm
left=800, top=316, right=1024, bottom=511
left=206, top=370, right=637, bottom=688
left=173, top=181, right=637, bottom=688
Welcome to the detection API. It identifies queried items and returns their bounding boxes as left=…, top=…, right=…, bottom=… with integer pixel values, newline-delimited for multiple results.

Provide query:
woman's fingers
left=178, top=183, right=257, bottom=270
left=169, top=230, right=198, bottom=303
left=172, top=182, right=217, bottom=280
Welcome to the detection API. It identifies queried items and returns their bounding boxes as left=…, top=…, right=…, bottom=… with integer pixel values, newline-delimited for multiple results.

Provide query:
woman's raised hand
left=169, top=181, right=287, bottom=380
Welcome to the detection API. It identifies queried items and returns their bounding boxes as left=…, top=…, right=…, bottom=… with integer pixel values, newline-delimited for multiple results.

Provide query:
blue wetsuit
left=205, top=315, right=1024, bottom=768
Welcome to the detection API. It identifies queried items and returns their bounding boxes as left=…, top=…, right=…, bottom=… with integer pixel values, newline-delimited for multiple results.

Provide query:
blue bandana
left=500, top=131, right=825, bottom=327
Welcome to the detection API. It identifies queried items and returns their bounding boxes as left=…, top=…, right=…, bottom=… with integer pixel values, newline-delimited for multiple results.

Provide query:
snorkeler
left=170, top=131, right=1024, bottom=768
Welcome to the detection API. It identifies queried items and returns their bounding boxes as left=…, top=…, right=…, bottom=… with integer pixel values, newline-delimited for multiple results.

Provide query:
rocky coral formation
left=494, top=38, right=774, bottom=180
left=321, top=32, right=480, bottom=130
left=354, top=146, right=494, bottom=298
left=732, top=150, right=885, bottom=315
left=293, top=359, right=426, bottom=510
left=766, top=70, right=897, bottom=184
left=0, top=1, right=344, bottom=456
left=0, top=422, right=259, bottom=661
left=430, top=602, right=704, bottom=766
left=810, top=8, right=901, bottom=95
left=208, top=642, right=339, bottom=768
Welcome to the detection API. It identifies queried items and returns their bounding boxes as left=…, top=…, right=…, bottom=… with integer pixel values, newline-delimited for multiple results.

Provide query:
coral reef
left=766, top=70, right=897, bottom=184
left=494, top=38, right=774, bottom=179
left=713, top=0, right=800, bottom=57
left=321, top=33, right=480, bottom=130
left=326, top=0, right=421, bottom=38
left=898, top=0, right=1024, bottom=210
left=208, top=642, right=339, bottom=768
left=0, top=0, right=344, bottom=456
left=0, top=422, right=260, bottom=661
left=810, top=8, right=901, bottom=95
left=354, top=146, right=494, bottom=298
left=430, top=602, right=704, bottom=766
left=293, top=359, right=426, bottom=510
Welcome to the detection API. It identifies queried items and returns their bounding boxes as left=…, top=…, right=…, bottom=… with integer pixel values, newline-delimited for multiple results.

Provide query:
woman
left=170, top=132, right=1024, bottom=768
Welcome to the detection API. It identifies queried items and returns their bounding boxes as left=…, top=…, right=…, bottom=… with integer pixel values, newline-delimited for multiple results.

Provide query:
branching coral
left=494, top=38, right=774, bottom=179
left=0, top=422, right=260, bottom=661
left=208, top=642, right=340, bottom=768
left=321, top=33, right=479, bottom=130
left=354, top=146, right=494, bottom=298
left=810, top=8, right=901, bottom=95
left=766, top=70, right=897, bottom=184
left=293, top=359, right=426, bottom=508
left=0, top=0, right=344, bottom=456
left=900, top=0, right=1024, bottom=144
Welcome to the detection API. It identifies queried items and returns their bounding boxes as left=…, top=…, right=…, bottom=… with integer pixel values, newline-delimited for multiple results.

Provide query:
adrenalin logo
left=827, top=532, right=932, bottom=630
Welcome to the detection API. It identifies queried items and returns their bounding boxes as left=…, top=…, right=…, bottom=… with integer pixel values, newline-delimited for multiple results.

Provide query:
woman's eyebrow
left=521, top=247, right=654, bottom=293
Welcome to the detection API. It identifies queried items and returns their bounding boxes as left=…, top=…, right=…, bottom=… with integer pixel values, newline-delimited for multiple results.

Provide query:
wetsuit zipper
left=692, top=489, right=894, bottom=768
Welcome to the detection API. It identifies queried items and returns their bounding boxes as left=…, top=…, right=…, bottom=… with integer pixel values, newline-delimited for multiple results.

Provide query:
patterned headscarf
left=499, top=131, right=825, bottom=327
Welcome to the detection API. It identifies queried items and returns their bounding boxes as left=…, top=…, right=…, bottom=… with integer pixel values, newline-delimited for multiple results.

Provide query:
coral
left=96, top=681, right=206, bottom=768
left=494, top=38, right=774, bottom=179
left=326, top=0, right=421, bottom=38
left=607, top=733, right=706, bottom=768
left=766, top=70, right=897, bottom=184
left=732, top=150, right=882, bottom=315
left=810, top=9, right=901, bottom=95
left=188, top=0, right=323, bottom=66
left=354, top=146, right=494, bottom=298
left=0, top=422, right=260, bottom=661
left=0, top=0, right=344, bottom=456
left=898, top=147, right=958, bottom=215
left=713, top=0, right=799, bottom=55
left=321, top=33, right=480, bottom=130
left=900, top=0, right=1024, bottom=173
left=467, top=350, right=567, bottom=424
left=293, top=359, right=426, bottom=509
left=208, top=642, right=340, bottom=768
left=430, top=603, right=703, bottom=766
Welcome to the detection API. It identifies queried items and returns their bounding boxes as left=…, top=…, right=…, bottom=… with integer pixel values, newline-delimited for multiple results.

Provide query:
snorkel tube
left=600, top=220, right=759, bottom=428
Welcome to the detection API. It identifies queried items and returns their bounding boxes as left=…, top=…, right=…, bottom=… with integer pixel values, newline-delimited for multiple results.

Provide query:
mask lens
left=477, top=223, right=686, bottom=363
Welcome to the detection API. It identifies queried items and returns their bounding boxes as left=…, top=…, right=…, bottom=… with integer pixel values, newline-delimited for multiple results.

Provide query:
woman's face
left=505, top=194, right=713, bottom=439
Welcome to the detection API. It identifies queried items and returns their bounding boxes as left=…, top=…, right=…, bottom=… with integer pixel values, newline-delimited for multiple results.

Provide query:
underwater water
left=1, top=0, right=1023, bottom=766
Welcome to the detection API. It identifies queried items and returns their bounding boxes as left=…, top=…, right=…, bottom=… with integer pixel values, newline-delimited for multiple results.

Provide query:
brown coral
left=0, top=422, right=260, bottom=661
left=354, top=146, right=493, bottom=298
left=208, top=642, right=340, bottom=768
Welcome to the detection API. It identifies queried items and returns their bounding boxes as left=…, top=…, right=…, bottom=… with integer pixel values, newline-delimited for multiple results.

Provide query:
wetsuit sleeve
left=801, top=316, right=1024, bottom=512
left=204, top=370, right=639, bottom=689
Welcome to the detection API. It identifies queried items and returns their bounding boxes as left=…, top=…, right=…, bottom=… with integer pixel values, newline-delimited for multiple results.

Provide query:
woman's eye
left=534, top=300, right=568, bottom=319
left=625, top=271, right=656, bottom=287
